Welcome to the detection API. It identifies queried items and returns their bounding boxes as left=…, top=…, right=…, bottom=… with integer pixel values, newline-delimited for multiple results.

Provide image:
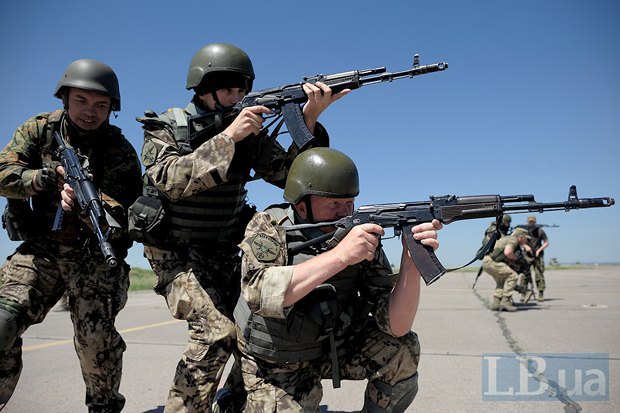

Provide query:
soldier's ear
left=295, top=201, right=308, bottom=221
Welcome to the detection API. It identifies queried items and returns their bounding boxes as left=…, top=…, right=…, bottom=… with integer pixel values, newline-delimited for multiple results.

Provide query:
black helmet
left=186, top=43, right=255, bottom=94
left=284, top=148, right=360, bottom=204
left=54, top=59, right=121, bottom=111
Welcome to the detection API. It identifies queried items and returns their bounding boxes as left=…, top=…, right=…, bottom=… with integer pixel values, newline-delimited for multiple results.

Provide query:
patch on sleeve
left=141, top=140, right=159, bottom=167
left=250, top=233, right=280, bottom=262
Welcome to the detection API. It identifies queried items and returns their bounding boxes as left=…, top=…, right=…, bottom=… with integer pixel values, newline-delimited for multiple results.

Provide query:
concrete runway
left=4, top=266, right=619, bottom=412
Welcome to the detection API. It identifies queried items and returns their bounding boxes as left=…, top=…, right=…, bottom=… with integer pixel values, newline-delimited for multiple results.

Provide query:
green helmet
left=284, top=148, right=360, bottom=204
left=186, top=43, right=255, bottom=94
left=54, top=59, right=121, bottom=111
left=501, top=214, right=512, bottom=225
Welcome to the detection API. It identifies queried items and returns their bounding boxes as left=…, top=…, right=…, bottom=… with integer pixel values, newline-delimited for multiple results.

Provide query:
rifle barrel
left=358, top=62, right=448, bottom=86
left=502, top=197, right=615, bottom=213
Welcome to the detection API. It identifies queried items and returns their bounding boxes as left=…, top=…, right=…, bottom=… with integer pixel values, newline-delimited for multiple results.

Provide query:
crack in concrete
left=471, top=280, right=583, bottom=412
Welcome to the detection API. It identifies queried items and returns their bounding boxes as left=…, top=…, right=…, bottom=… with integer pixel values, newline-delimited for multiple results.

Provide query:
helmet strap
left=302, top=197, right=315, bottom=223
left=211, top=91, right=223, bottom=109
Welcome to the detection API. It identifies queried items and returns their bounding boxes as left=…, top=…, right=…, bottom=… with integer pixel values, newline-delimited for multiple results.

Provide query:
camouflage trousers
left=240, top=323, right=420, bottom=413
left=532, top=257, right=546, bottom=292
left=0, top=241, right=129, bottom=412
left=146, top=246, right=244, bottom=413
left=517, top=258, right=546, bottom=293
left=482, top=255, right=518, bottom=299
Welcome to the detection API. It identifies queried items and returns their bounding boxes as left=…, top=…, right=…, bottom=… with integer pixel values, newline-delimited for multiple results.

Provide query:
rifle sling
left=445, top=215, right=502, bottom=273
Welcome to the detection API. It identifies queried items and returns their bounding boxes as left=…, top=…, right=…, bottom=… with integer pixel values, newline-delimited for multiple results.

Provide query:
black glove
left=34, top=161, right=61, bottom=192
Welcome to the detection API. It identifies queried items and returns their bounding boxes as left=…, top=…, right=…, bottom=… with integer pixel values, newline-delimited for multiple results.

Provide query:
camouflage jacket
left=0, top=109, right=142, bottom=252
left=139, top=101, right=329, bottom=202
left=488, top=234, right=520, bottom=264
left=238, top=205, right=397, bottom=338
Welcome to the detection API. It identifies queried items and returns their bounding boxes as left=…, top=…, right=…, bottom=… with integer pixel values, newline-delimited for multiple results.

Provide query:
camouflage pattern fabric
left=141, top=102, right=329, bottom=201
left=0, top=241, right=129, bottom=412
left=528, top=227, right=548, bottom=293
left=0, top=109, right=141, bottom=412
left=0, top=110, right=142, bottom=248
left=481, top=255, right=519, bottom=299
left=532, top=257, right=546, bottom=292
left=236, top=208, right=420, bottom=412
left=139, top=101, right=329, bottom=411
left=238, top=210, right=394, bottom=328
left=481, top=235, right=521, bottom=299
left=240, top=325, right=420, bottom=413
left=146, top=247, right=243, bottom=413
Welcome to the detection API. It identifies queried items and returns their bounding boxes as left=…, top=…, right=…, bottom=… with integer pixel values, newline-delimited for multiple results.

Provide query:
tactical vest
left=2, top=110, right=119, bottom=244
left=525, top=225, right=544, bottom=251
left=489, top=235, right=516, bottom=263
left=234, top=205, right=369, bottom=364
left=132, top=103, right=251, bottom=249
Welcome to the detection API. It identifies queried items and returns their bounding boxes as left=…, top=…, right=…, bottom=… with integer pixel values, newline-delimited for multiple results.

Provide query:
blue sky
left=1, top=0, right=618, bottom=270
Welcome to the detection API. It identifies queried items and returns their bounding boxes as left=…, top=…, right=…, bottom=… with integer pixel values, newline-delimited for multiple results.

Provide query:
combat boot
left=490, top=296, right=501, bottom=311
left=499, top=296, right=517, bottom=312
left=538, top=291, right=544, bottom=302
left=515, top=285, right=533, bottom=304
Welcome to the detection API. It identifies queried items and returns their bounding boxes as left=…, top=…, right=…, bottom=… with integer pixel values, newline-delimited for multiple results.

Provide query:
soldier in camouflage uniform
left=522, top=215, right=549, bottom=301
left=481, top=227, right=534, bottom=312
left=0, top=59, right=142, bottom=412
left=473, top=214, right=512, bottom=286
left=234, top=147, right=442, bottom=412
left=129, top=43, right=348, bottom=412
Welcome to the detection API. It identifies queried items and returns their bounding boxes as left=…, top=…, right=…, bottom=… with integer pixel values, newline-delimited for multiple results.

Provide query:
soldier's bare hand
left=224, top=106, right=272, bottom=142
left=302, top=81, right=350, bottom=122
left=60, top=183, right=76, bottom=211
left=56, top=165, right=66, bottom=191
left=409, top=219, right=443, bottom=251
left=333, top=223, right=384, bottom=266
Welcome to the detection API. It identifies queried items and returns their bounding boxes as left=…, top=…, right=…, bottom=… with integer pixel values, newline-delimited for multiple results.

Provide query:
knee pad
left=362, top=372, right=419, bottom=413
left=0, top=307, right=18, bottom=351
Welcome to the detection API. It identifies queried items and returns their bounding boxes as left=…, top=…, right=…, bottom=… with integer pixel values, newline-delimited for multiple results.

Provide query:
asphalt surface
left=4, top=266, right=619, bottom=413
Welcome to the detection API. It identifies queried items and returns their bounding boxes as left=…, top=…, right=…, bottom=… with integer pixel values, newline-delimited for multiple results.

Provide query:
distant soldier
left=522, top=216, right=550, bottom=301
left=472, top=214, right=512, bottom=288
left=0, top=59, right=142, bottom=412
left=481, top=227, right=534, bottom=311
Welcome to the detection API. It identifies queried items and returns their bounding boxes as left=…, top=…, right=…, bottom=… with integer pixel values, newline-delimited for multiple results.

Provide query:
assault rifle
left=51, top=132, right=118, bottom=268
left=287, top=186, right=614, bottom=286
left=189, top=54, right=448, bottom=149
left=516, top=224, right=560, bottom=229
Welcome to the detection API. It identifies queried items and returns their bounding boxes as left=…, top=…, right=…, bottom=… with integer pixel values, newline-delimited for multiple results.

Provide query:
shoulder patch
left=141, top=140, right=159, bottom=167
left=250, top=233, right=280, bottom=262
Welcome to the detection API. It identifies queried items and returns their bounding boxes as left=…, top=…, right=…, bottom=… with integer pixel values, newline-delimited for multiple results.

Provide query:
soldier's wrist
left=33, top=161, right=61, bottom=193
left=24, top=169, right=41, bottom=195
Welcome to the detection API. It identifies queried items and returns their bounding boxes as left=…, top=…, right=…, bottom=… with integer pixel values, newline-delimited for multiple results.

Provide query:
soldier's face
left=200, top=88, right=247, bottom=110
left=66, top=88, right=112, bottom=131
left=300, top=195, right=355, bottom=228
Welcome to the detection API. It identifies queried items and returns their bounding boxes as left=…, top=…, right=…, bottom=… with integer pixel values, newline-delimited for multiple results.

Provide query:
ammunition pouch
left=288, top=283, right=339, bottom=343
left=235, top=283, right=341, bottom=365
left=127, top=195, right=167, bottom=247
left=2, top=199, right=43, bottom=241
